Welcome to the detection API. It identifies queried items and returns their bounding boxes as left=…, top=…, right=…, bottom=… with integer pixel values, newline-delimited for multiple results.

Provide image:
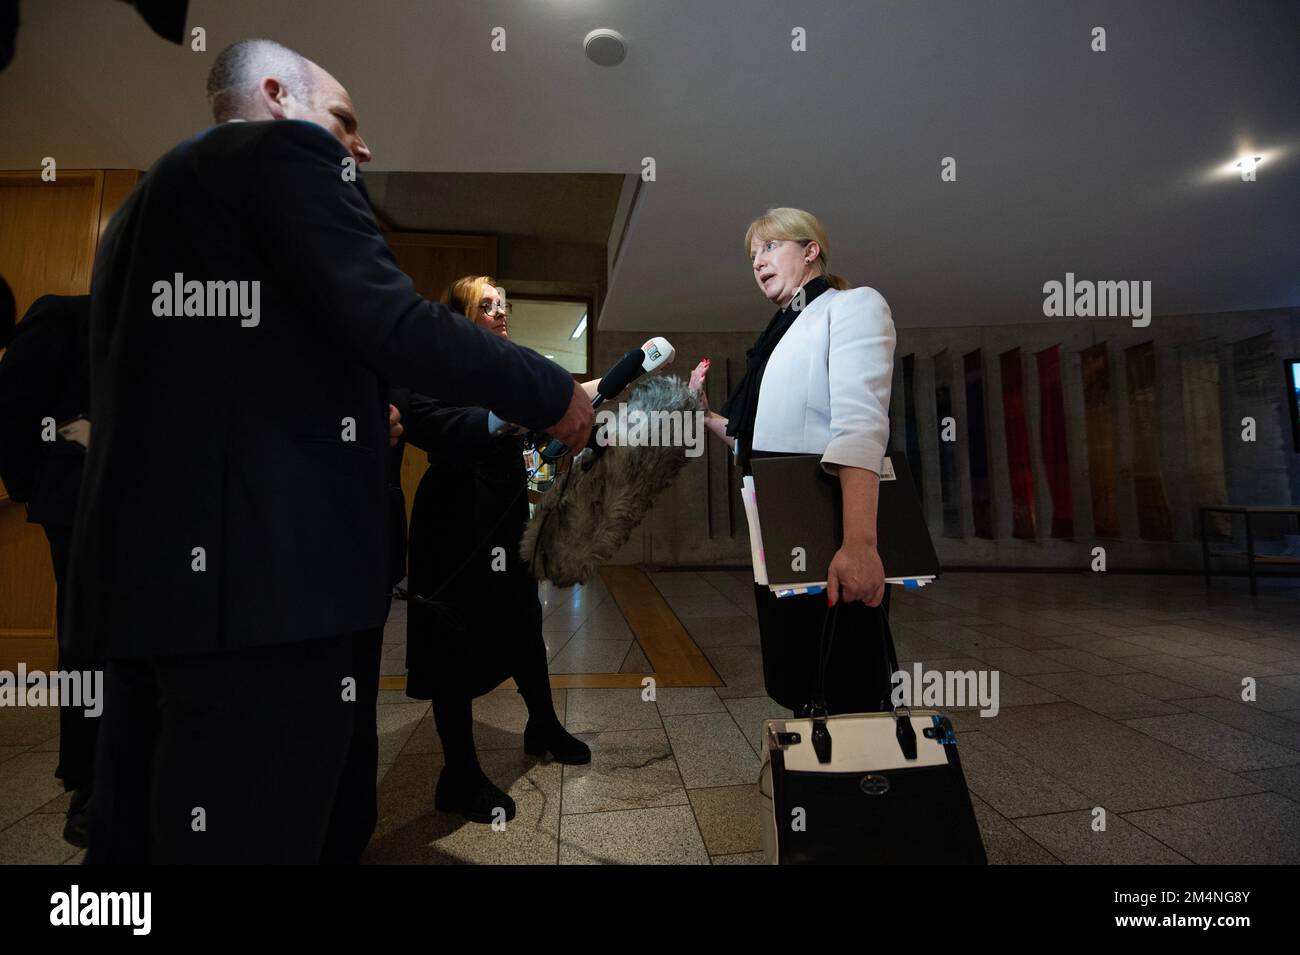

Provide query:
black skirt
left=404, top=441, right=542, bottom=701
left=754, top=582, right=893, bottom=715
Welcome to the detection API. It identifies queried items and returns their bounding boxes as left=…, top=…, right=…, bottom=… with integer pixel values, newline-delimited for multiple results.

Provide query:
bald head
left=207, top=39, right=315, bottom=122
left=205, top=39, right=372, bottom=163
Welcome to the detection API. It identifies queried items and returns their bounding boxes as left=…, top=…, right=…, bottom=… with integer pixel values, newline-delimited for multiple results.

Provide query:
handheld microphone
left=541, top=336, right=675, bottom=462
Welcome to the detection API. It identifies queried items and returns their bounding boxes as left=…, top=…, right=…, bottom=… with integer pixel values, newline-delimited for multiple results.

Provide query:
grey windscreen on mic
left=522, top=374, right=703, bottom=586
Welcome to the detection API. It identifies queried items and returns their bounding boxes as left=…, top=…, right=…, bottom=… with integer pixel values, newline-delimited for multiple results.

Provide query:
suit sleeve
left=248, top=121, right=573, bottom=430
left=402, top=392, right=493, bottom=455
left=822, top=287, right=895, bottom=476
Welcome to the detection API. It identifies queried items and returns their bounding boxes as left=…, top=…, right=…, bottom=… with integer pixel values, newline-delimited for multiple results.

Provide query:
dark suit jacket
left=0, top=294, right=90, bottom=526
left=385, top=385, right=411, bottom=589
left=66, top=119, right=573, bottom=660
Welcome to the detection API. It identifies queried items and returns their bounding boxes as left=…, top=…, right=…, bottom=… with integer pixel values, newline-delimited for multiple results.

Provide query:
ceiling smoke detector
left=584, top=29, right=626, bottom=66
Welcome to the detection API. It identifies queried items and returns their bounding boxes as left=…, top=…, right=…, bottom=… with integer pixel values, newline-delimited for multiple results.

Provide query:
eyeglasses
left=479, top=301, right=512, bottom=316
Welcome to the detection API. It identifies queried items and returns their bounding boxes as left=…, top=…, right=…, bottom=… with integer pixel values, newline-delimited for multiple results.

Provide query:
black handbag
left=758, top=602, right=988, bottom=864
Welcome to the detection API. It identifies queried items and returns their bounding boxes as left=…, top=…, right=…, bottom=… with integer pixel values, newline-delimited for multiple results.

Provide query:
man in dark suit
left=320, top=387, right=408, bottom=864
left=65, top=38, right=592, bottom=864
left=0, top=293, right=99, bottom=847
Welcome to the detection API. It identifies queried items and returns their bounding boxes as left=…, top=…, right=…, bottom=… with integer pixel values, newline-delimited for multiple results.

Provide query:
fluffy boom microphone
left=521, top=374, right=704, bottom=587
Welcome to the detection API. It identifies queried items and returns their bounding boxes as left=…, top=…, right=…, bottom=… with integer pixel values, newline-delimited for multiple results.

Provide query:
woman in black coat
left=405, top=276, right=590, bottom=824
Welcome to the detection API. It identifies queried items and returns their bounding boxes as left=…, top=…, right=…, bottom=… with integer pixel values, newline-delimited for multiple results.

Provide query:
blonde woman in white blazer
left=690, top=208, right=896, bottom=715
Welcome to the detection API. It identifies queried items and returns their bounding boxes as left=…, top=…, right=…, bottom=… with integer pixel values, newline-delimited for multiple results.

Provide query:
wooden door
left=0, top=169, right=138, bottom=670
left=382, top=233, right=497, bottom=530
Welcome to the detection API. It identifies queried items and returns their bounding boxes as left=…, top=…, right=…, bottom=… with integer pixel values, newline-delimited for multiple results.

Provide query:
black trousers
left=321, top=623, right=384, bottom=864
left=42, top=523, right=99, bottom=791
left=755, top=583, right=893, bottom=715
left=86, top=633, right=354, bottom=865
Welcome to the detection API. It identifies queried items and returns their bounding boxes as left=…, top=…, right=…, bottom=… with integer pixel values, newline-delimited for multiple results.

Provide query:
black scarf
left=721, top=276, right=830, bottom=471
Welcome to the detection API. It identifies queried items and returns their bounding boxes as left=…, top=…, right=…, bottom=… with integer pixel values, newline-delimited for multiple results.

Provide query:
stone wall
left=592, top=308, right=1300, bottom=571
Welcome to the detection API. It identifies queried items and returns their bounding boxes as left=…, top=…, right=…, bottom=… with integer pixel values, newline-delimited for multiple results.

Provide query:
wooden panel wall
left=0, top=169, right=139, bottom=670
left=383, top=233, right=497, bottom=527
left=0, top=203, right=483, bottom=668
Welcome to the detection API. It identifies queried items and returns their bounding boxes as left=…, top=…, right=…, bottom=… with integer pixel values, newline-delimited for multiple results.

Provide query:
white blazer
left=750, top=285, right=896, bottom=475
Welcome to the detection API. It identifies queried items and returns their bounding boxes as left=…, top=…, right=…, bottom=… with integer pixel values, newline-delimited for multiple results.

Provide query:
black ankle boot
left=434, top=766, right=516, bottom=824
left=523, top=718, right=591, bottom=765
left=63, top=787, right=92, bottom=848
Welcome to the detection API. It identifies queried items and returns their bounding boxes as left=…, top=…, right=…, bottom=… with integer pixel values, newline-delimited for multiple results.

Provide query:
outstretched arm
left=249, top=120, right=591, bottom=447
left=689, top=358, right=734, bottom=450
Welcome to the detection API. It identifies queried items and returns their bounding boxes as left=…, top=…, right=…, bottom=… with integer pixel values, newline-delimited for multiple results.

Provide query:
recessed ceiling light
left=584, top=29, right=626, bottom=66
left=1202, top=147, right=1284, bottom=184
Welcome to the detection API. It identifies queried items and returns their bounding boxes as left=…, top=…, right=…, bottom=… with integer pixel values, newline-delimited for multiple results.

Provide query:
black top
left=720, top=275, right=830, bottom=472
left=0, top=294, right=90, bottom=526
left=403, top=395, right=538, bottom=700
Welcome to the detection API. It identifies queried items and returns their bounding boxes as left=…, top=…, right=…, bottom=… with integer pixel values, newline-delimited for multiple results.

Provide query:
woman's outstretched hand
left=689, top=358, right=713, bottom=413
left=692, top=357, right=736, bottom=449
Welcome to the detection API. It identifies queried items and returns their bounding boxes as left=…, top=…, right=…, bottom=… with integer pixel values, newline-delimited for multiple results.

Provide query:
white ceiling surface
left=2, top=0, right=1296, bottom=331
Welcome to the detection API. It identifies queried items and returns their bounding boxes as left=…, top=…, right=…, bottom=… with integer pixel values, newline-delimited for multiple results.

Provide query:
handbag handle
left=804, top=602, right=839, bottom=763
left=807, top=600, right=839, bottom=716
left=879, top=600, right=901, bottom=710
left=808, top=594, right=899, bottom=713
left=805, top=592, right=918, bottom=763
left=878, top=600, right=919, bottom=759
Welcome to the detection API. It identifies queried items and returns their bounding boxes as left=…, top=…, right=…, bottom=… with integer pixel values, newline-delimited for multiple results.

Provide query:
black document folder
left=749, top=454, right=940, bottom=590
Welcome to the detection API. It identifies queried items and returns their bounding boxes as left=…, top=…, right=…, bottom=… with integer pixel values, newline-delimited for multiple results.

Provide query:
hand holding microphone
left=543, top=380, right=597, bottom=455
left=388, top=404, right=403, bottom=447
left=541, top=336, right=676, bottom=462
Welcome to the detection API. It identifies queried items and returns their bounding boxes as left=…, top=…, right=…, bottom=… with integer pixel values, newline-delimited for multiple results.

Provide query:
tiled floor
left=4, top=570, right=1300, bottom=864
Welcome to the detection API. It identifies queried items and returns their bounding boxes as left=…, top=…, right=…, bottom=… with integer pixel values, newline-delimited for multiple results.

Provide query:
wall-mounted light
left=1235, top=156, right=1263, bottom=174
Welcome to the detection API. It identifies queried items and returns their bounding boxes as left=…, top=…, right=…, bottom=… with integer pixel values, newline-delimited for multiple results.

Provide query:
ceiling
left=2, top=0, right=1296, bottom=331
left=365, top=171, right=624, bottom=243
